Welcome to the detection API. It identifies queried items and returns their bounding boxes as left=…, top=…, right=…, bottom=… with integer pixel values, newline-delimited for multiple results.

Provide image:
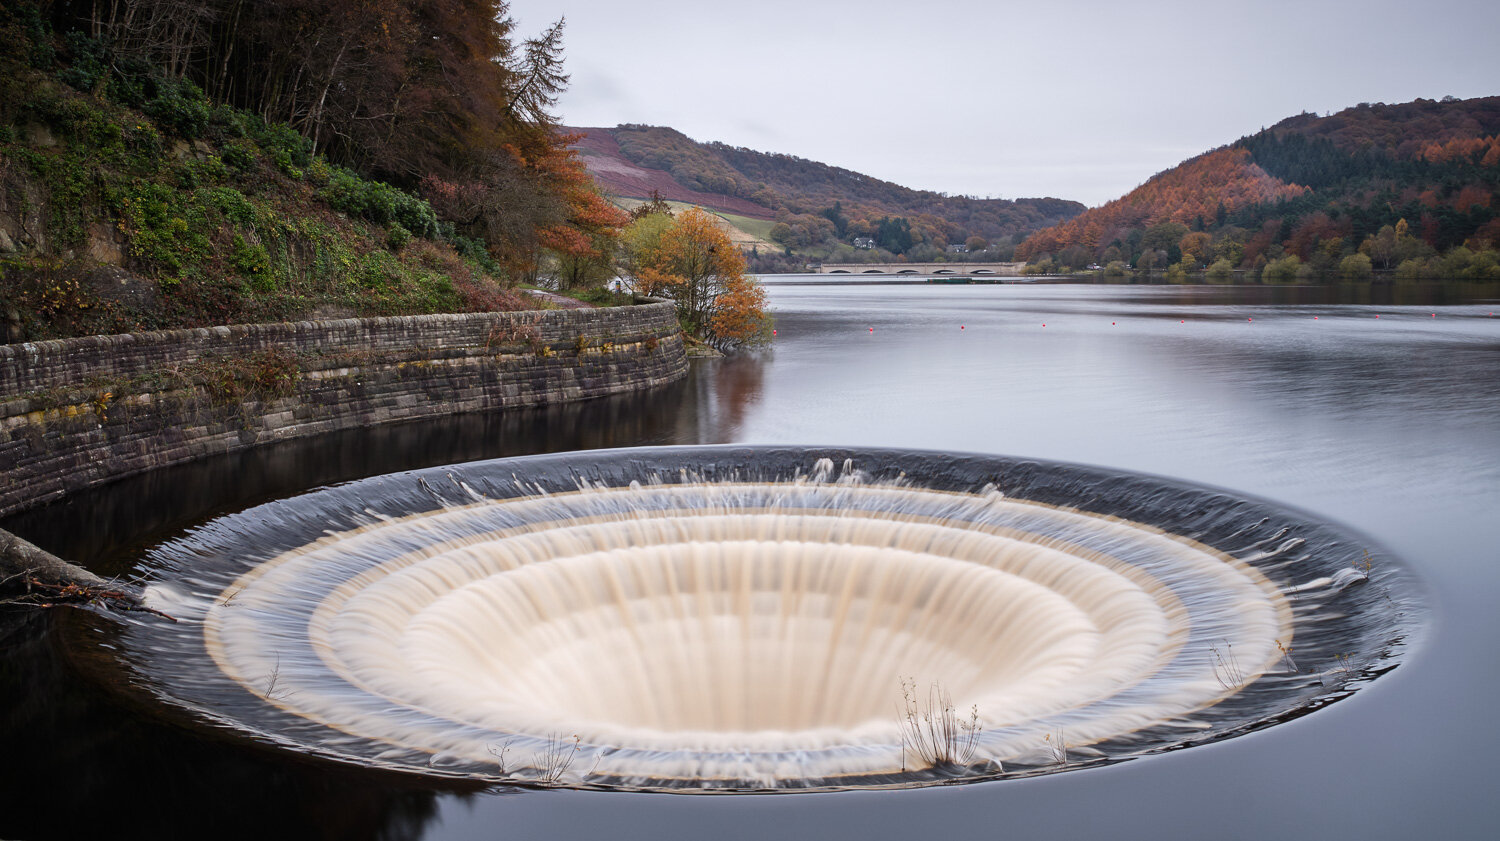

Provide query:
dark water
left=3, top=280, right=1499, bottom=840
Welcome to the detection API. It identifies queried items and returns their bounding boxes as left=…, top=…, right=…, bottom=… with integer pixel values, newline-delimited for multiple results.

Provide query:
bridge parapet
left=816, top=262, right=1026, bottom=276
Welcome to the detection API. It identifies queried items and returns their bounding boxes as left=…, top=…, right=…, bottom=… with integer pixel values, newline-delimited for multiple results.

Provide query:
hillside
left=0, top=1, right=636, bottom=343
left=569, top=124, right=1085, bottom=265
left=1017, top=96, right=1500, bottom=278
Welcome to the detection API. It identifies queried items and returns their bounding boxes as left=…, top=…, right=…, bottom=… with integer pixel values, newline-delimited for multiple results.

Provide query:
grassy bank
left=0, top=9, right=527, bottom=342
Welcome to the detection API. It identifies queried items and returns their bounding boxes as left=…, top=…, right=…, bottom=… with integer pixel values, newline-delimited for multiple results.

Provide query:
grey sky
left=506, top=0, right=1500, bottom=207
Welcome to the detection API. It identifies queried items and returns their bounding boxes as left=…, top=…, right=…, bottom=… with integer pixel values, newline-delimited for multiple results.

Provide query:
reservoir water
left=3, top=279, right=1498, bottom=839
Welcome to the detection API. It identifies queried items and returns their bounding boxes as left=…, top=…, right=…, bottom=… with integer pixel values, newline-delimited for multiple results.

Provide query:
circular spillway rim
left=127, top=444, right=1422, bottom=792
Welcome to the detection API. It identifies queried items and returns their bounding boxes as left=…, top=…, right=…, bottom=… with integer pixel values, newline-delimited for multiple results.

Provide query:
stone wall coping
left=0, top=299, right=678, bottom=396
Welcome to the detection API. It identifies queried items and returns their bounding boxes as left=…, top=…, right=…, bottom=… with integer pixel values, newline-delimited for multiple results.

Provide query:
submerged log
left=1, top=528, right=163, bottom=614
left=0, top=527, right=111, bottom=590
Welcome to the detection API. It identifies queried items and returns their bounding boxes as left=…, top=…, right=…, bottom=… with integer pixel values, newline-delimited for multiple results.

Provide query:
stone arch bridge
left=815, top=262, right=1026, bottom=276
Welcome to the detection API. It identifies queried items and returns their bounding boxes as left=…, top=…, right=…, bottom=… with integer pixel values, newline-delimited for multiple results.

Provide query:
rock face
left=0, top=302, right=688, bottom=517
left=78, top=265, right=156, bottom=309
left=0, top=157, right=49, bottom=255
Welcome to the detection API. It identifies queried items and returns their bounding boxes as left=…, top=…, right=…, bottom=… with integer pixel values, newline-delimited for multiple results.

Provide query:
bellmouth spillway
left=117, top=447, right=1420, bottom=792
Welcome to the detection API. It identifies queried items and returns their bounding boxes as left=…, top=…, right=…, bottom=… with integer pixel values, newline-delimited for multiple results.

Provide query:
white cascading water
left=176, top=465, right=1296, bottom=788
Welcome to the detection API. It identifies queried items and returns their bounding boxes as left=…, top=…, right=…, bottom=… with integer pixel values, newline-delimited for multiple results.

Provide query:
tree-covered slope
left=571, top=124, right=1085, bottom=263
left=0, top=1, right=625, bottom=341
left=1017, top=96, right=1500, bottom=278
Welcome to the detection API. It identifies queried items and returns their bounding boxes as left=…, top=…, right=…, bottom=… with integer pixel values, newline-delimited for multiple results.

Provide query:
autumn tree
left=621, top=208, right=770, bottom=350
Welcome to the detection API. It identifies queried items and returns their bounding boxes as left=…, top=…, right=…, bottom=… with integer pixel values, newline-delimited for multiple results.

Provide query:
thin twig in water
left=1044, top=730, right=1069, bottom=766
left=897, top=678, right=982, bottom=771
left=263, top=655, right=296, bottom=701
left=534, top=733, right=582, bottom=784
left=1276, top=639, right=1298, bottom=673
left=1209, top=642, right=1245, bottom=690
left=0, top=575, right=174, bottom=620
left=488, top=740, right=514, bottom=776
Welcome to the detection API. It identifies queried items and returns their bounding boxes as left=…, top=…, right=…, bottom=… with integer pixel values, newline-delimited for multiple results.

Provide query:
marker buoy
left=960, top=325, right=965, bottom=330
left=1248, top=318, right=1253, bottom=322
left=869, top=327, right=874, bottom=333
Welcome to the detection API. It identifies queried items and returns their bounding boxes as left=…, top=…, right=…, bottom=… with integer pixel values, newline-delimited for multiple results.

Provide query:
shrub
left=1262, top=255, right=1303, bottom=282
left=319, top=166, right=439, bottom=238
left=221, top=140, right=256, bottom=171
left=1339, top=253, right=1373, bottom=279
left=386, top=224, right=412, bottom=252
left=58, top=31, right=107, bottom=93
left=203, top=187, right=257, bottom=227
left=1205, top=259, right=1234, bottom=281
left=454, top=276, right=526, bottom=312
left=1022, top=256, right=1054, bottom=275
left=230, top=234, right=270, bottom=281
left=246, top=118, right=312, bottom=169
left=143, top=77, right=209, bottom=139
left=1394, top=258, right=1431, bottom=281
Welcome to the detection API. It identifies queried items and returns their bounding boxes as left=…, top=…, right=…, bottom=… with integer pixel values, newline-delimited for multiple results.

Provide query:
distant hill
left=569, top=125, right=1085, bottom=264
left=1018, top=96, right=1500, bottom=275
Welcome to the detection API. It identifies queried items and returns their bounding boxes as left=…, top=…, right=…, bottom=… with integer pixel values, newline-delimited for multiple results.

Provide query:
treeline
left=1017, top=96, right=1500, bottom=280
left=20, top=0, right=621, bottom=274
left=604, top=124, right=1084, bottom=258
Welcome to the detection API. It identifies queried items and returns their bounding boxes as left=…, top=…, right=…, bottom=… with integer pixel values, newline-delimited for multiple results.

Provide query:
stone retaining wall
left=0, top=302, right=687, bottom=517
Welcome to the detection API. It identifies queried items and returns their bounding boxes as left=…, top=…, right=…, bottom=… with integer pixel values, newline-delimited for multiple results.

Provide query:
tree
left=1179, top=231, right=1212, bottom=266
left=1057, top=244, right=1092, bottom=270
left=621, top=208, right=770, bottom=350
left=1263, top=254, right=1303, bottom=282
left=820, top=202, right=849, bottom=239
left=1143, top=222, right=1189, bottom=263
left=876, top=216, right=914, bottom=253
left=629, top=189, right=673, bottom=221
left=1339, top=253, right=1374, bottom=279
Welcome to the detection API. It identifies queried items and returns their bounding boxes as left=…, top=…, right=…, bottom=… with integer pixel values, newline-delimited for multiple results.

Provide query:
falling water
left=114, top=447, right=1418, bottom=791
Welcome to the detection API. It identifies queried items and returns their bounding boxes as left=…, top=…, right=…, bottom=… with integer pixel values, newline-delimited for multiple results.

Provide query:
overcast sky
left=505, top=0, right=1500, bottom=207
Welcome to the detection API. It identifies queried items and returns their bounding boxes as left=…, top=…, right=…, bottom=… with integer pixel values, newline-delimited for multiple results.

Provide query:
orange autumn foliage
left=624, top=208, right=770, bottom=350
left=1018, top=148, right=1306, bottom=261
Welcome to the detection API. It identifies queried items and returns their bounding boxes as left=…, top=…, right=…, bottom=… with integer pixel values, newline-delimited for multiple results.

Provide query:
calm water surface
left=3, top=280, right=1498, bottom=840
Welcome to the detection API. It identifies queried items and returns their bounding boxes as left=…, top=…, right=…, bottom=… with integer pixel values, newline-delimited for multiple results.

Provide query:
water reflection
left=685, top=354, right=767, bottom=443
left=0, top=607, right=456, bottom=841
left=2, top=381, right=692, bottom=573
left=2, top=280, right=1497, bottom=841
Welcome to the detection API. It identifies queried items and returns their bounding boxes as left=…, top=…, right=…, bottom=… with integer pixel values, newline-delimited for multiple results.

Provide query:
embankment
left=0, top=301, right=686, bottom=518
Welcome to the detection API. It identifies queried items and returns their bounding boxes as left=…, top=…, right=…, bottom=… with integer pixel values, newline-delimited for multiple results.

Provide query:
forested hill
left=0, top=1, right=629, bottom=341
left=570, top=124, right=1085, bottom=260
left=1017, top=96, right=1500, bottom=277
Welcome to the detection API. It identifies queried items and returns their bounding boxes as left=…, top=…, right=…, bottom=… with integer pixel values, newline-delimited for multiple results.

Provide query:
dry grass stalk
left=898, top=678, right=981, bottom=771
